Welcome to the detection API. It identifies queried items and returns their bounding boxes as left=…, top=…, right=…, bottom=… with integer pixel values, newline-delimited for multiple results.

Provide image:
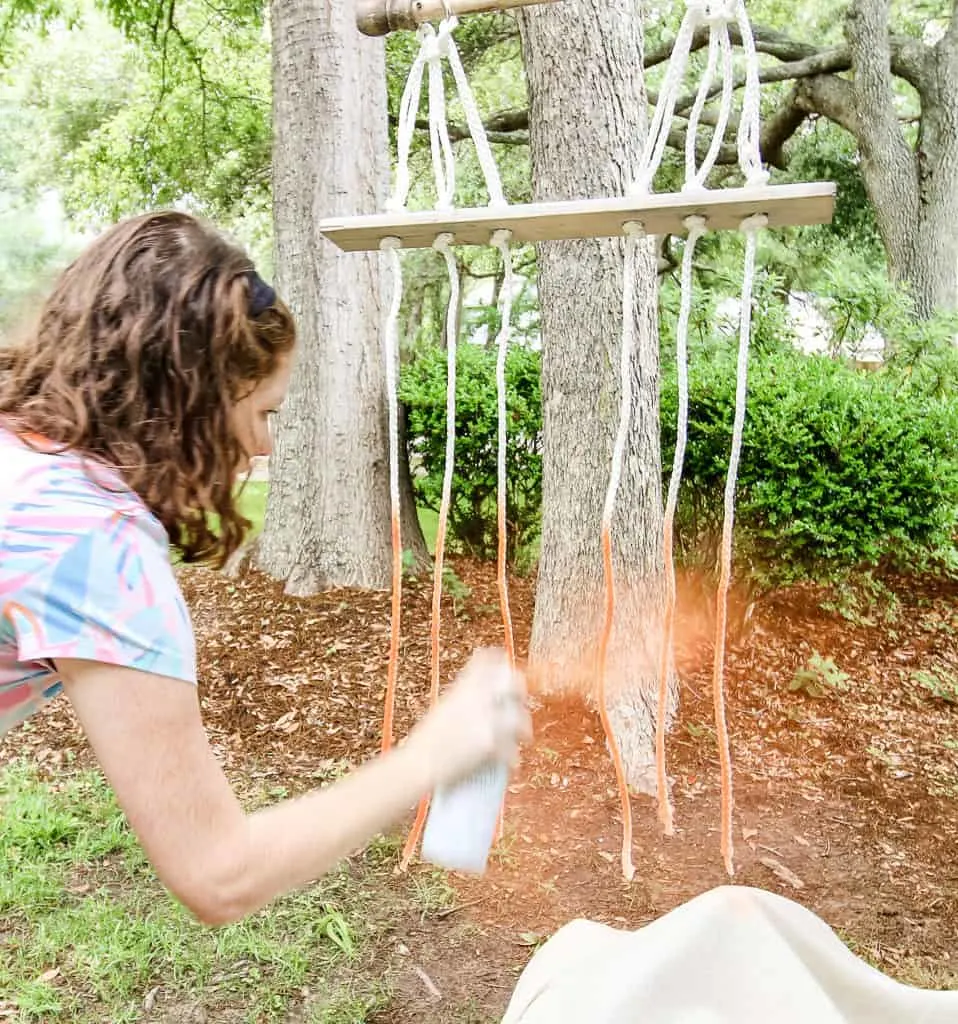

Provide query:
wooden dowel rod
left=356, top=0, right=560, bottom=36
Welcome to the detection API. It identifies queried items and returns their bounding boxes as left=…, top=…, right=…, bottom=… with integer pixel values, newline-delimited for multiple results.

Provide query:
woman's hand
left=57, top=645, right=531, bottom=926
left=406, top=647, right=532, bottom=789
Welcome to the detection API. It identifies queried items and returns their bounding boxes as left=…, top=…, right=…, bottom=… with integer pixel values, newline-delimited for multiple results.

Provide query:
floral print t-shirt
left=0, top=426, right=196, bottom=736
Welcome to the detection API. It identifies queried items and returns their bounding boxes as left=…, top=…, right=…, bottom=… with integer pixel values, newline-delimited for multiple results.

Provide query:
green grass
left=236, top=480, right=269, bottom=540
left=417, top=506, right=439, bottom=553
left=0, top=763, right=392, bottom=1023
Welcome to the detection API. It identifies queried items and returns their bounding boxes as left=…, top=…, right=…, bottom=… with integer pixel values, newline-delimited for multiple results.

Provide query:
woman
left=0, top=210, right=530, bottom=926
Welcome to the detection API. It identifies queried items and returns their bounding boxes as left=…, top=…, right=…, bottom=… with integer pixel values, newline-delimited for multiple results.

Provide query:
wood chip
left=412, top=965, right=442, bottom=999
left=759, top=856, right=805, bottom=890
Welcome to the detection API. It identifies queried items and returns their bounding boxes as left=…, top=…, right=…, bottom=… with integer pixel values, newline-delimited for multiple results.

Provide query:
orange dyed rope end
left=399, top=510, right=450, bottom=868
left=597, top=528, right=635, bottom=882
left=712, top=577, right=735, bottom=877
left=655, top=528, right=677, bottom=836
left=400, top=794, right=431, bottom=871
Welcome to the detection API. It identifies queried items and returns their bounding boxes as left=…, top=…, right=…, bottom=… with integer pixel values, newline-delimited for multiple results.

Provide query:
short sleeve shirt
left=0, top=427, right=196, bottom=736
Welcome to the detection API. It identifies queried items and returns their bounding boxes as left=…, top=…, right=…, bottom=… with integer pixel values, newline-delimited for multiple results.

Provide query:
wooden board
left=318, top=182, right=836, bottom=251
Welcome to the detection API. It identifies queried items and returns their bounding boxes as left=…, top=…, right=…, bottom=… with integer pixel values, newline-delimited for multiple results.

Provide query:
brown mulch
left=3, top=558, right=958, bottom=1021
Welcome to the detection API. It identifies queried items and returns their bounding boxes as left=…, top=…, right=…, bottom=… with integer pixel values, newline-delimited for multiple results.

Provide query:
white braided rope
left=380, top=236, right=404, bottom=557
left=684, top=20, right=720, bottom=187
left=711, top=212, right=766, bottom=877
left=663, top=215, right=707, bottom=593
left=427, top=25, right=457, bottom=209
left=492, top=227, right=515, bottom=649
left=685, top=17, right=736, bottom=189
left=724, top=216, right=767, bottom=525
left=387, top=28, right=430, bottom=212
left=636, top=0, right=768, bottom=194
left=601, top=224, right=647, bottom=532
left=734, top=2, right=769, bottom=186
left=442, top=16, right=507, bottom=207
left=433, top=231, right=460, bottom=582
left=632, top=3, right=703, bottom=194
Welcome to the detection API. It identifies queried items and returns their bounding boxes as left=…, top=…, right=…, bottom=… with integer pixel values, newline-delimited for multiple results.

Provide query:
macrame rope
left=492, top=228, right=517, bottom=666
left=386, top=13, right=518, bottom=866
left=637, top=0, right=769, bottom=876
left=380, top=237, right=404, bottom=753
left=596, top=221, right=647, bottom=883
left=734, top=2, right=769, bottom=187
left=379, top=22, right=432, bottom=751
left=387, top=27, right=430, bottom=213
left=443, top=15, right=508, bottom=207
left=401, top=232, right=461, bottom=871
left=426, top=25, right=457, bottom=209
left=632, top=2, right=703, bottom=194
left=492, top=227, right=516, bottom=842
left=712, top=212, right=765, bottom=876
left=655, top=215, right=707, bottom=836
left=378, top=0, right=774, bottom=881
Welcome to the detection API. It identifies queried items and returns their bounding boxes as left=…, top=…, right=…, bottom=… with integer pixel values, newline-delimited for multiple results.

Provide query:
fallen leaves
left=2, top=559, right=958, bottom=1007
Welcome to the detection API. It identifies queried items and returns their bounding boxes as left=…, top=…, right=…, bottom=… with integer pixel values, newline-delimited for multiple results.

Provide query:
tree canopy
left=4, top=0, right=957, bottom=346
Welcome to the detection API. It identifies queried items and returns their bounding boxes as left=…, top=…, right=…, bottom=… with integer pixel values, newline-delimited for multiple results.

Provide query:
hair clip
left=244, top=270, right=277, bottom=317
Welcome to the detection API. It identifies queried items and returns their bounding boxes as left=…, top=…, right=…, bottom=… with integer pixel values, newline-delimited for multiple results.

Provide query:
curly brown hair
left=0, top=210, right=296, bottom=567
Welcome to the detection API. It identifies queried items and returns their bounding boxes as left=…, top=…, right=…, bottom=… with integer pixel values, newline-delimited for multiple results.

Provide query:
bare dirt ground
left=4, top=558, right=957, bottom=1021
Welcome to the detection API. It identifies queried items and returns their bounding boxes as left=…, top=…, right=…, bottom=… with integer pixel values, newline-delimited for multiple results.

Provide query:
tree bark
left=518, top=0, right=674, bottom=794
left=905, top=17, right=958, bottom=314
left=260, top=0, right=426, bottom=594
left=845, top=0, right=958, bottom=315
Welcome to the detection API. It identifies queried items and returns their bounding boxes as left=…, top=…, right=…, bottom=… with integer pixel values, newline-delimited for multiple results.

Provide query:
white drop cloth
left=501, top=885, right=956, bottom=1023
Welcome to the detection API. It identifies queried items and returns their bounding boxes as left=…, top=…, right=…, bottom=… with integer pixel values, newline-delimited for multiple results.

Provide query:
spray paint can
left=421, top=759, right=508, bottom=873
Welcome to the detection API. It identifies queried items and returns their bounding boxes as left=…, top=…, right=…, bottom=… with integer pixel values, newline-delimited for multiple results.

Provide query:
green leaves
left=660, top=346, right=958, bottom=583
left=400, top=341, right=543, bottom=562
left=2, top=3, right=272, bottom=263
left=789, top=652, right=852, bottom=697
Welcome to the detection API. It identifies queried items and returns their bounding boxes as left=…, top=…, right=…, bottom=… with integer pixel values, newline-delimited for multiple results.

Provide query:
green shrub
left=660, top=348, right=958, bottom=582
left=404, top=338, right=958, bottom=585
left=399, top=342, right=542, bottom=561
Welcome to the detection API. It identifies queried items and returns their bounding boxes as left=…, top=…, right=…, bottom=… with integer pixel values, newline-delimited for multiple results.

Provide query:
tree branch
left=946, top=0, right=958, bottom=49
left=664, top=87, right=807, bottom=171
left=646, top=21, right=929, bottom=93
left=753, top=87, right=810, bottom=167
left=407, top=115, right=529, bottom=146
left=672, top=47, right=852, bottom=114
left=644, top=23, right=821, bottom=69
left=792, top=75, right=861, bottom=138
left=845, top=0, right=919, bottom=253
left=471, top=107, right=528, bottom=133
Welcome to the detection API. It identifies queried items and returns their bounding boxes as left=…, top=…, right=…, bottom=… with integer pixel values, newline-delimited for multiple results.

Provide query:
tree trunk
left=518, top=0, right=675, bottom=794
left=260, top=0, right=427, bottom=594
left=844, top=0, right=958, bottom=317
left=897, top=24, right=958, bottom=315
left=890, top=202, right=958, bottom=317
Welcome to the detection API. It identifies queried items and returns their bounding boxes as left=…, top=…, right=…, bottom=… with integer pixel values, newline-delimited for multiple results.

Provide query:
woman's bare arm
left=59, top=649, right=527, bottom=925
